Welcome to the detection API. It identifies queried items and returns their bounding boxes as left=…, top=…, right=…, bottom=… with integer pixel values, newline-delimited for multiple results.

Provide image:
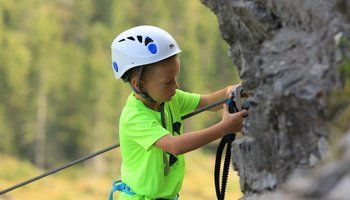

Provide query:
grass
left=181, top=149, right=243, bottom=200
left=0, top=149, right=243, bottom=200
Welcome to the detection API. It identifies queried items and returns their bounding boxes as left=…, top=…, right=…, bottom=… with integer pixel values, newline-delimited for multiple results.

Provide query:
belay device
left=214, top=86, right=250, bottom=200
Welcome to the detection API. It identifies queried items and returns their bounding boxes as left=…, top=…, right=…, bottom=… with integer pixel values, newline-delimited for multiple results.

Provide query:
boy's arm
left=196, top=83, right=241, bottom=111
left=155, top=104, right=247, bottom=155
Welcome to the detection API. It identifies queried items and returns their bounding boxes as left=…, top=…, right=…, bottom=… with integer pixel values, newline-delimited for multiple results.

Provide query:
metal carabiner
left=228, top=85, right=245, bottom=113
left=234, top=86, right=245, bottom=111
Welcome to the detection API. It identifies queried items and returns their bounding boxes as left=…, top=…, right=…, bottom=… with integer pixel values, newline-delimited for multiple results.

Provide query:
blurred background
left=0, top=0, right=242, bottom=199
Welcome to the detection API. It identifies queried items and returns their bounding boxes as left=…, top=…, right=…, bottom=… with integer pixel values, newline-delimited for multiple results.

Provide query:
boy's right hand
left=221, top=103, right=248, bottom=134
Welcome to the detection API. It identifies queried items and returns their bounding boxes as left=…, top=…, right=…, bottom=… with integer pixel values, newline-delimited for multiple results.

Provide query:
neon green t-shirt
left=118, top=89, right=200, bottom=200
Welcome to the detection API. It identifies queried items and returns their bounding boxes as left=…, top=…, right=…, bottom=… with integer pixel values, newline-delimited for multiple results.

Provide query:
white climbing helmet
left=111, top=25, right=181, bottom=79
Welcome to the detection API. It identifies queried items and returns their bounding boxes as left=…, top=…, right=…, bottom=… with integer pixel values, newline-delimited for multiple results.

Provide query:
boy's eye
left=164, top=79, right=173, bottom=84
left=164, top=77, right=178, bottom=85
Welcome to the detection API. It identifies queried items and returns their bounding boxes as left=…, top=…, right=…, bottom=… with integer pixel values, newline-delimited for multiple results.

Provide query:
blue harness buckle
left=109, top=180, right=136, bottom=200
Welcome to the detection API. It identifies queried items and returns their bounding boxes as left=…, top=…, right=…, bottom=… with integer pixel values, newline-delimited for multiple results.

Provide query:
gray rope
left=0, top=144, right=120, bottom=195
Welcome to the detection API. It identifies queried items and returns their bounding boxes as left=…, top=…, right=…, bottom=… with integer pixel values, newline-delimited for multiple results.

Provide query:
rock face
left=201, top=0, right=350, bottom=198
left=244, top=129, right=350, bottom=200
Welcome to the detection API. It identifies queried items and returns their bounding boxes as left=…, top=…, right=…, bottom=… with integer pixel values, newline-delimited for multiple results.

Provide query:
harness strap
left=109, top=180, right=135, bottom=200
left=108, top=180, right=179, bottom=200
left=160, top=102, right=167, bottom=128
left=160, top=103, right=178, bottom=167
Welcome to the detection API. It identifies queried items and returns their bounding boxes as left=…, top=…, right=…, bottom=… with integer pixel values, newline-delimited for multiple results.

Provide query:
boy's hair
left=121, top=64, right=154, bottom=83
left=121, top=67, right=138, bottom=83
left=121, top=55, right=176, bottom=103
left=121, top=55, right=174, bottom=83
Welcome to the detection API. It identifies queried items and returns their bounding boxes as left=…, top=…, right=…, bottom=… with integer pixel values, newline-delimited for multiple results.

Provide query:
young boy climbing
left=109, top=25, right=247, bottom=200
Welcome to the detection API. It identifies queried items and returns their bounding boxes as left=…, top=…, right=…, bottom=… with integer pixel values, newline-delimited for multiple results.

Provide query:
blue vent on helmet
left=148, top=43, right=157, bottom=54
left=113, top=61, right=119, bottom=72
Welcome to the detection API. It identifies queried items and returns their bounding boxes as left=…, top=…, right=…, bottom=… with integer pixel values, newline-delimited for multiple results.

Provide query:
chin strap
left=128, top=66, right=157, bottom=103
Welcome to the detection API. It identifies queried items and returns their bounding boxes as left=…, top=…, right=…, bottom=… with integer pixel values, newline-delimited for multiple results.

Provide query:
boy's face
left=141, top=55, right=180, bottom=102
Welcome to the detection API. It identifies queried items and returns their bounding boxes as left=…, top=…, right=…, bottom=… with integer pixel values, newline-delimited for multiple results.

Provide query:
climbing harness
left=109, top=180, right=135, bottom=200
left=108, top=181, right=179, bottom=200
left=0, top=86, right=250, bottom=199
left=214, top=86, right=250, bottom=200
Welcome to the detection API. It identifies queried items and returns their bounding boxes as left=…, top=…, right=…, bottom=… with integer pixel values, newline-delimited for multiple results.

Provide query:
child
left=109, top=25, right=247, bottom=200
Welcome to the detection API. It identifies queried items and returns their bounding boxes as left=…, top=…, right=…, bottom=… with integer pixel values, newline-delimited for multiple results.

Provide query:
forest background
left=0, top=0, right=242, bottom=199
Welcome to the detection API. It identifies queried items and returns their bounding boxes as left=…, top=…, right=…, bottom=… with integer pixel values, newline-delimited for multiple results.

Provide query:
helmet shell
left=111, top=25, right=181, bottom=79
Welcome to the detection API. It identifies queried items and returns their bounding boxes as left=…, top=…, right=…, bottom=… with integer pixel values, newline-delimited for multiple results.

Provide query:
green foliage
left=338, top=34, right=350, bottom=78
left=328, top=35, right=350, bottom=147
left=340, top=56, right=350, bottom=79
left=0, top=0, right=238, bottom=169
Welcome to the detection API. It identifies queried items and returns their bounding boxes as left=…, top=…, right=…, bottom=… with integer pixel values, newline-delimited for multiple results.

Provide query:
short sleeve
left=121, top=110, right=169, bottom=151
left=174, top=89, right=200, bottom=116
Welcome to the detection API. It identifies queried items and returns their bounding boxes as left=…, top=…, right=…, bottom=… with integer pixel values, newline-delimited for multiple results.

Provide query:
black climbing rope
left=214, top=86, right=250, bottom=200
left=214, top=133, right=236, bottom=200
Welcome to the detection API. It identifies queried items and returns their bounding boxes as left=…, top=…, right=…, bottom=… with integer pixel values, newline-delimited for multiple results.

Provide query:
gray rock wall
left=201, top=0, right=350, bottom=198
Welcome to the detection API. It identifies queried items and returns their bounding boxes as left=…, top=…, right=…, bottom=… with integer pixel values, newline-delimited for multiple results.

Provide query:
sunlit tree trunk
left=35, top=77, right=47, bottom=169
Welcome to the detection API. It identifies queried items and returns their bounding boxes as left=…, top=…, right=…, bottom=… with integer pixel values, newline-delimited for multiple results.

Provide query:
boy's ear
left=131, top=77, right=146, bottom=93
left=131, top=77, right=138, bottom=88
